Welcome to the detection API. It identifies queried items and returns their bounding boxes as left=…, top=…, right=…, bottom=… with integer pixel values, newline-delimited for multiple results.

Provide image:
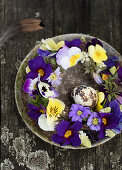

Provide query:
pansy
left=39, top=38, right=64, bottom=51
left=23, top=77, right=38, bottom=95
left=56, top=45, right=82, bottom=69
left=38, top=114, right=55, bottom=131
left=37, top=81, right=58, bottom=98
left=99, top=100, right=121, bottom=138
left=52, top=121, right=82, bottom=146
left=87, top=112, right=101, bottom=131
left=28, top=103, right=46, bottom=119
left=69, top=104, right=91, bottom=122
left=104, top=56, right=118, bottom=68
left=26, top=56, right=52, bottom=80
left=96, top=92, right=105, bottom=112
left=65, top=39, right=81, bottom=48
left=88, top=44, right=108, bottom=63
left=47, top=67, right=62, bottom=87
left=79, top=131, right=92, bottom=148
left=46, top=98, right=65, bottom=129
left=37, top=48, right=51, bottom=58
left=86, top=38, right=103, bottom=50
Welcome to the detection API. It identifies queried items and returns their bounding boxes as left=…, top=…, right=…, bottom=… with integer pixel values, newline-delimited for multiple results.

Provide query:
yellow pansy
left=39, top=38, right=64, bottom=51
left=46, top=98, right=65, bottom=128
left=96, top=92, right=105, bottom=112
left=88, top=44, right=108, bottom=63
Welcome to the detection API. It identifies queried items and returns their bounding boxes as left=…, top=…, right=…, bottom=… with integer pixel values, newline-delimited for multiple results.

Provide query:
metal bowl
left=15, top=33, right=121, bottom=149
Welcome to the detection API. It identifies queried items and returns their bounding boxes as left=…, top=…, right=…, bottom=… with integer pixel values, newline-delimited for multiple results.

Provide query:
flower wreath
left=23, top=37, right=122, bottom=148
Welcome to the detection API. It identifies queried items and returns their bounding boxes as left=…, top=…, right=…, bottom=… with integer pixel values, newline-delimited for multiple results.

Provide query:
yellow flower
left=39, top=38, right=64, bottom=51
left=88, top=44, right=108, bottom=63
left=96, top=92, right=105, bottom=112
left=102, top=74, right=110, bottom=80
left=46, top=98, right=65, bottom=128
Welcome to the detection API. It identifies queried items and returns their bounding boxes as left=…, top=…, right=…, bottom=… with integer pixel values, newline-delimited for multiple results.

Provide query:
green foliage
left=103, top=73, right=119, bottom=101
left=29, top=95, right=49, bottom=108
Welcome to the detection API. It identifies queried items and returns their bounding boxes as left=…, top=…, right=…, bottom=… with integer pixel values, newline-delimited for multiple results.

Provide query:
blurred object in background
left=0, top=18, right=44, bottom=48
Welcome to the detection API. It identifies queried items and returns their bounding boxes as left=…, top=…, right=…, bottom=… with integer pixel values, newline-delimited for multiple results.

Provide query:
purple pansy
left=26, top=56, right=52, bottom=81
left=23, top=77, right=38, bottom=95
left=110, top=100, right=122, bottom=134
left=99, top=100, right=121, bottom=138
left=118, top=66, right=122, bottom=80
left=37, top=49, right=51, bottom=58
left=86, top=38, right=103, bottom=50
left=87, top=112, right=101, bottom=131
left=28, top=103, right=46, bottom=119
left=104, top=56, right=118, bottom=68
left=52, top=121, right=82, bottom=147
left=69, top=104, right=91, bottom=122
left=99, top=113, right=119, bottom=139
left=65, top=39, right=81, bottom=48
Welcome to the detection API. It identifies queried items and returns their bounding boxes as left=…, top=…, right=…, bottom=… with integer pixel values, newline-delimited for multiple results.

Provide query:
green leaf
left=29, top=95, right=49, bottom=108
left=49, top=58, right=57, bottom=65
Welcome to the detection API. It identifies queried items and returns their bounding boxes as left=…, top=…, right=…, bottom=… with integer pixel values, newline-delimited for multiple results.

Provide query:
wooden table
left=1, top=0, right=122, bottom=169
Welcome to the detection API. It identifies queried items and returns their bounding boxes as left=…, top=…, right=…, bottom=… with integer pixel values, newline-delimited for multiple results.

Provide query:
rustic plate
left=15, top=33, right=121, bottom=149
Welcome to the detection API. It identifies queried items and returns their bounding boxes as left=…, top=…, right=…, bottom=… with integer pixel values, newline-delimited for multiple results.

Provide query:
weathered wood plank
left=1, top=0, right=55, bottom=169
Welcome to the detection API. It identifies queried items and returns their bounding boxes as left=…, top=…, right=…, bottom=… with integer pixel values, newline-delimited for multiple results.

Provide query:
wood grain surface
left=0, top=0, right=122, bottom=170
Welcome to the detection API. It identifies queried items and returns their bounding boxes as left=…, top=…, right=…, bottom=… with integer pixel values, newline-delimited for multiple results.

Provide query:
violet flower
left=26, top=56, right=52, bottom=81
left=69, top=104, right=91, bottom=122
left=47, top=67, right=62, bottom=87
left=104, top=56, right=118, bottom=68
left=52, top=121, right=82, bottom=146
left=87, top=112, right=101, bottom=131
left=37, top=48, right=51, bottom=58
left=28, top=103, right=46, bottom=119
left=65, top=39, right=81, bottom=48
left=99, top=100, right=121, bottom=138
left=23, top=77, right=38, bottom=95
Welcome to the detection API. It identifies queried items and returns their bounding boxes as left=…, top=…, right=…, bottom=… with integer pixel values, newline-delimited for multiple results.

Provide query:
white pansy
left=38, top=114, right=55, bottom=131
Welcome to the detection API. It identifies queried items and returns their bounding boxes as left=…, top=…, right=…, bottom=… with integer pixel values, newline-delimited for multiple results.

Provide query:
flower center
left=70, top=53, right=81, bottom=66
left=77, top=110, right=83, bottom=115
left=50, top=106, right=59, bottom=117
left=50, top=73, right=57, bottom=80
left=38, top=69, right=44, bottom=76
left=102, top=118, right=107, bottom=125
left=64, top=130, right=72, bottom=138
left=95, top=51, right=101, bottom=59
left=39, top=109, right=45, bottom=114
left=41, top=86, right=47, bottom=92
left=92, top=118, right=98, bottom=125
